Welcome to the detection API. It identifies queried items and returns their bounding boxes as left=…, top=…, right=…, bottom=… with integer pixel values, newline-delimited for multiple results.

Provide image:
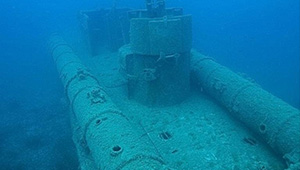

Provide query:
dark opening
left=243, top=137, right=257, bottom=146
left=171, top=149, right=178, bottom=154
left=259, top=124, right=266, bottom=133
left=159, top=131, right=172, bottom=140
left=96, top=119, right=101, bottom=125
left=112, top=145, right=122, bottom=152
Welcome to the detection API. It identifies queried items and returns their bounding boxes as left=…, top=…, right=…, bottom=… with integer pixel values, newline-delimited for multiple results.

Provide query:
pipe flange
left=110, top=145, right=123, bottom=157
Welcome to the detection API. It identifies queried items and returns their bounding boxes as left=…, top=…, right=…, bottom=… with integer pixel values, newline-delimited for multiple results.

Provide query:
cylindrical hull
left=49, top=34, right=166, bottom=170
left=191, top=50, right=300, bottom=168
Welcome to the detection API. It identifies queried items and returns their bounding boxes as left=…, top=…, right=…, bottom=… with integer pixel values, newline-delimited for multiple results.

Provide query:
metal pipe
left=191, top=50, right=300, bottom=169
left=49, top=34, right=166, bottom=170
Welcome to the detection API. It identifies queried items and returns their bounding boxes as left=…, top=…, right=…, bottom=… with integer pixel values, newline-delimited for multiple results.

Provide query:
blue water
left=0, top=0, right=299, bottom=169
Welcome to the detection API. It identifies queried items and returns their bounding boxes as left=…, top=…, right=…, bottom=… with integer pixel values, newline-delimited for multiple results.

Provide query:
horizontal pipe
left=49, top=34, right=166, bottom=170
left=191, top=50, right=300, bottom=169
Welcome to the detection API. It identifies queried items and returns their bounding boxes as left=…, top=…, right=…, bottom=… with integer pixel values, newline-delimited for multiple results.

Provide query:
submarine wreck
left=48, top=0, right=300, bottom=169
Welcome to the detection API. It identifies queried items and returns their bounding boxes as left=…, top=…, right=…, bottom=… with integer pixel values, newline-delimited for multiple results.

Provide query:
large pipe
left=191, top=50, right=300, bottom=169
left=49, top=34, right=166, bottom=170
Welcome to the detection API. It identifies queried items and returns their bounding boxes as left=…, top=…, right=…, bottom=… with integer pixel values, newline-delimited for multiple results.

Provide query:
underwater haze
left=0, top=0, right=299, bottom=169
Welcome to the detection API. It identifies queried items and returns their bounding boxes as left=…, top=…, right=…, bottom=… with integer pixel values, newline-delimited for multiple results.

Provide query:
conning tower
left=119, top=0, right=192, bottom=106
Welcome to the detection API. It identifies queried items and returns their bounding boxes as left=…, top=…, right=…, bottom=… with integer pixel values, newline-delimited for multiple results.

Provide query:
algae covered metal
left=49, top=0, right=300, bottom=169
left=49, top=34, right=167, bottom=170
left=119, top=6, right=192, bottom=106
left=191, top=50, right=300, bottom=169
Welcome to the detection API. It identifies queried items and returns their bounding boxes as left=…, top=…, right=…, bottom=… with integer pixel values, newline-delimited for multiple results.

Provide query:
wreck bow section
left=48, top=34, right=167, bottom=170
